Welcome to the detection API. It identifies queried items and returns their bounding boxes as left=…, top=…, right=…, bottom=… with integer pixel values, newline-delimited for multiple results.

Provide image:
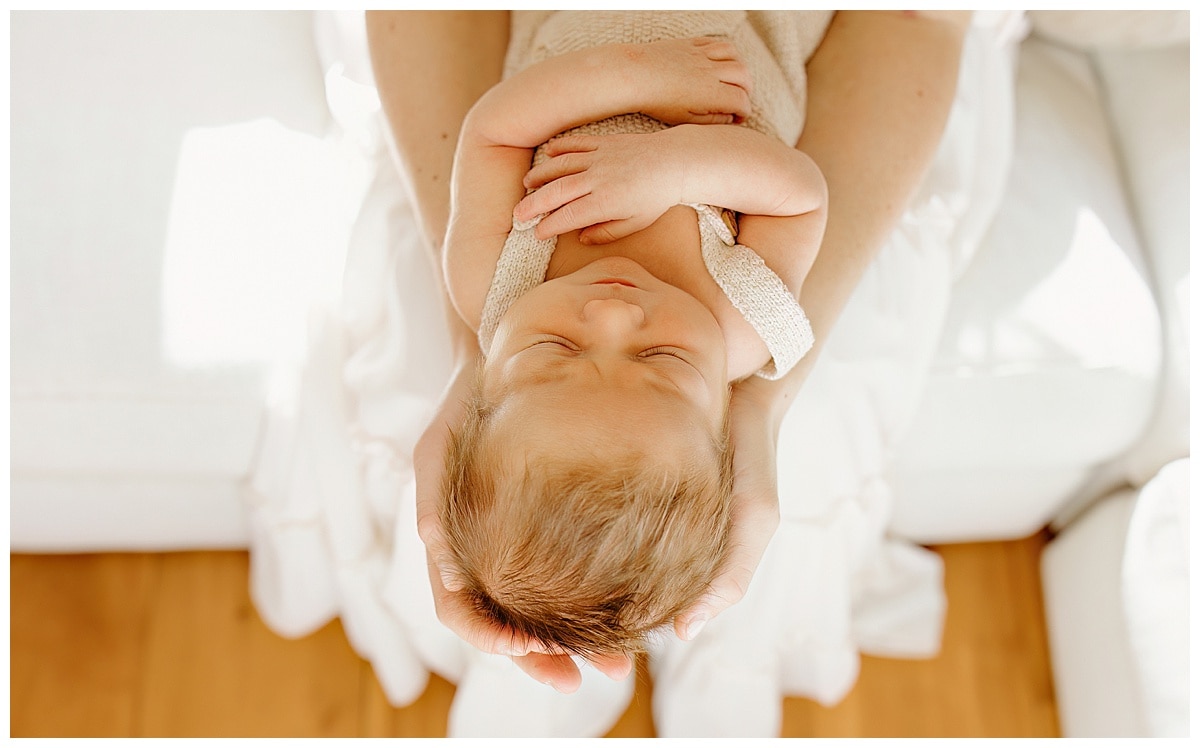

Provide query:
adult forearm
left=365, top=11, right=509, bottom=255
left=365, top=10, right=509, bottom=357
left=736, top=10, right=970, bottom=426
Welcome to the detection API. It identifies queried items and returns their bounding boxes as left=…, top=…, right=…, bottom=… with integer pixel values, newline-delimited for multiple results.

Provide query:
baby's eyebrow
left=510, top=352, right=698, bottom=407
left=508, top=356, right=572, bottom=389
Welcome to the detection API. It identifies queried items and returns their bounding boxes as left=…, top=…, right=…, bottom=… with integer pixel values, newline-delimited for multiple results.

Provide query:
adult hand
left=413, top=358, right=634, bottom=692
left=673, top=382, right=781, bottom=641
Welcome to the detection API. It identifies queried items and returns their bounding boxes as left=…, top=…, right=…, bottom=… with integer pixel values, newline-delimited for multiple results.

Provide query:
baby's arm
left=445, top=38, right=752, bottom=326
left=521, top=124, right=825, bottom=221
left=517, top=122, right=826, bottom=299
left=518, top=124, right=825, bottom=238
left=467, top=37, right=752, bottom=149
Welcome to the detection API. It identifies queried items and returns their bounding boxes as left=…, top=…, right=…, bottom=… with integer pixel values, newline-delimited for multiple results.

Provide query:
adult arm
left=366, top=10, right=631, bottom=692
left=674, top=9, right=973, bottom=639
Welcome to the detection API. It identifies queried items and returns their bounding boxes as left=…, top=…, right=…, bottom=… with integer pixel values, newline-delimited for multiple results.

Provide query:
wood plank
left=9, top=553, right=159, bottom=737
left=780, top=533, right=1060, bottom=737
left=10, top=534, right=1061, bottom=738
left=360, top=663, right=455, bottom=738
left=134, top=552, right=362, bottom=737
left=604, top=654, right=656, bottom=738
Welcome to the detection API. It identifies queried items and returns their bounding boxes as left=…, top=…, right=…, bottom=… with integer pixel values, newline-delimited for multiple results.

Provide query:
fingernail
left=685, top=616, right=708, bottom=641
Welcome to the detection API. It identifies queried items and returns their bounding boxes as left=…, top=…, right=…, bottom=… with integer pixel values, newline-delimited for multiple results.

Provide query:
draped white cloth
left=244, top=10, right=1027, bottom=737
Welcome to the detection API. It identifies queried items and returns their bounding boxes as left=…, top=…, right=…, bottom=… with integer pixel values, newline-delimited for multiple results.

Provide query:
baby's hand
left=630, top=37, right=752, bottom=126
left=515, top=131, right=684, bottom=243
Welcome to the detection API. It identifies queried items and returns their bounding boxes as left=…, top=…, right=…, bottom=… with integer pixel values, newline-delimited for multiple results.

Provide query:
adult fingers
left=413, top=420, right=456, bottom=578
left=587, top=651, right=635, bottom=681
left=511, top=649, right=634, bottom=693
left=511, top=651, right=583, bottom=694
left=673, top=488, right=779, bottom=640
left=424, top=549, right=545, bottom=657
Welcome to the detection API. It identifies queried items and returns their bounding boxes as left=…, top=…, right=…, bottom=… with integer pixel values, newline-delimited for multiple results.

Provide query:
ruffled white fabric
left=245, top=10, right=1026, bottom=737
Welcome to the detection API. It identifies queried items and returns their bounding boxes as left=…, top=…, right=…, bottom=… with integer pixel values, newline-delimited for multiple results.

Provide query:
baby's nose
left=582, top=297, right=646, bottom=333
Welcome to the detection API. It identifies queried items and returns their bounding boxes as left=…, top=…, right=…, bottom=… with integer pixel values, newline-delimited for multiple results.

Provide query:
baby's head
left=440, top=257, right=734, bottom=656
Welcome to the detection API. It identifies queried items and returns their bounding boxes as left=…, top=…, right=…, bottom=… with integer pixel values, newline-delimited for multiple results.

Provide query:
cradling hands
left=413, top=358, right=634, bottom=692
left=673, top=383, right=782, bottom=642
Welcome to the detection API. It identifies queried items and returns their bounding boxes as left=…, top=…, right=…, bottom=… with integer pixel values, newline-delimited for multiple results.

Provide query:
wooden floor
left=10, top=534, right=1060, bottom=737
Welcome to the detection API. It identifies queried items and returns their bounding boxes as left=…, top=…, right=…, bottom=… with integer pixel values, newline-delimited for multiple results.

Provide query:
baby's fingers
left=523, top=151, right=591, bottom=190
left=534, top=195, right=625, bottom=240
left=578, top=216, right=655, bottom=245
left=684, top=112, right=736, bottom=126
left=514, top=173, right=592, bottom=223
left=542, top=134, right=600, bottom=158
left=693, top=36, right=739, bottom=61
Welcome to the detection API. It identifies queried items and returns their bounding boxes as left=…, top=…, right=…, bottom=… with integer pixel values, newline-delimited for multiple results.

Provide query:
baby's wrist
left=664, top=125, right=719, bottom=205
left=585, top=43, right=651, bottom=117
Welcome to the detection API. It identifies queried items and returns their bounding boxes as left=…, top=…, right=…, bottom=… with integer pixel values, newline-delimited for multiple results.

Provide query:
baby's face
left=483, top=256, right=729, bottom=456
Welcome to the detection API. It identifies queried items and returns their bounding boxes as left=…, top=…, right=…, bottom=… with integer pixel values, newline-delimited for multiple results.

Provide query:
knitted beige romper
left=478, top=10, right=834, bottom=379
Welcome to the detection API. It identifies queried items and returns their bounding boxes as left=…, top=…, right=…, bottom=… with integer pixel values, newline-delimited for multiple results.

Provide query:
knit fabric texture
left=478, top=10, right=831, bottom=379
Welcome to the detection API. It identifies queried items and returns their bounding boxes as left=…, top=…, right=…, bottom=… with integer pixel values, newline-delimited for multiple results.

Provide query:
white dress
left=245, top=9, right=1030, bottom=737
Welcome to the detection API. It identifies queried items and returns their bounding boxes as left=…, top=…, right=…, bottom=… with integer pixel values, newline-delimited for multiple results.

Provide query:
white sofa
left=9, top=10, right=1189, bottom=737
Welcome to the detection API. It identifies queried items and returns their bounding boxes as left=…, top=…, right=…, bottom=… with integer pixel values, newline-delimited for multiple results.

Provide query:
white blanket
left=245, top=10, right=1026, bottom=737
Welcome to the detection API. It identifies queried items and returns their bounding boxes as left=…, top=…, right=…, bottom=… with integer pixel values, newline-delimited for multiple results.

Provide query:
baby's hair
left=439, top=384, right=734, bottom=657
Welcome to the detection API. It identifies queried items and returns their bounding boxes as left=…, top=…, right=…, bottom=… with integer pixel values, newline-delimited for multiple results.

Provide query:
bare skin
left=367, top=10, right=971, bottom=693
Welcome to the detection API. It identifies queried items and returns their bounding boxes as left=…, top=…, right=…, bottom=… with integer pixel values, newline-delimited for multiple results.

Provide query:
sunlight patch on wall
left=160, top=117, right=371, bottom=370
left=1010, top=206, right=1161, bottom=378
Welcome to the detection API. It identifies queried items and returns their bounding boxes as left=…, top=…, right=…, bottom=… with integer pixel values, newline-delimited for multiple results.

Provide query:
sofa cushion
left=1090, top=42, right=1191, bottom=488
left=10, top=11, right=331, bottom=549
left=1029, top=10, right=1189, bottom=50
left=887, top=37, right=1162, bottom=542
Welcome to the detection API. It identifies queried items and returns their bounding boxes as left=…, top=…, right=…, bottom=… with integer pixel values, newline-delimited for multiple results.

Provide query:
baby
left=436, top=14, right=828, bottom=657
